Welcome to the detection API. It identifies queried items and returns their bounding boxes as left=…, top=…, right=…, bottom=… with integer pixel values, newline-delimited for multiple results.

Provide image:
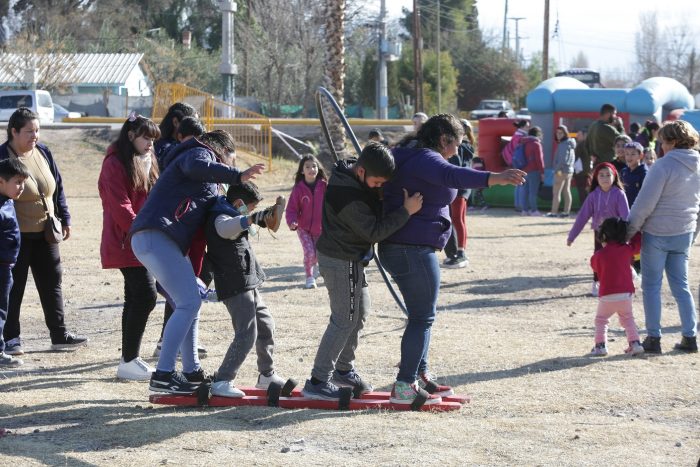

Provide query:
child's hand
left=289, top=222, right=298, bottom=231
left=403, top=188, right=423, bottom=215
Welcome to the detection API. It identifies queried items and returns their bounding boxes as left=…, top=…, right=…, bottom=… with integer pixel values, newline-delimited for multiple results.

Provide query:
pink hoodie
left=285, top=178, right=327, bottom=236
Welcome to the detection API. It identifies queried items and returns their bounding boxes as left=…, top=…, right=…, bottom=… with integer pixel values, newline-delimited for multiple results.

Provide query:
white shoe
left=591, top=281, right=599, bottom=297
left=305, top=277, right=317, bottom=289
left=625, top=342, right=645, bottom=356
left=255, top=371, right=286, bottom=389
left=0, top=351, right=23, bottom=366
left=116, top=357, right=154, bottom=381
left=211, top=380, right=246, bottom=398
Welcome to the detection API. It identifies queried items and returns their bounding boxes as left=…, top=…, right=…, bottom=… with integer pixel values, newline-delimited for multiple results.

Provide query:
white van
left=0, top=89, right=54, bottom=124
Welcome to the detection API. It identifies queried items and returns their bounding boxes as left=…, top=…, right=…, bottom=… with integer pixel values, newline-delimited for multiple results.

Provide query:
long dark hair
left=199, top=130, right=236, bottom=166
left=590, top=162, right=624, bottom=192
left=159, top=102, right=198, bottom=140
left=294, top=154, right=327, bottom=184
left=417, top=114, right=463, bottom=150
left=114, top=115, right=160, bottom=191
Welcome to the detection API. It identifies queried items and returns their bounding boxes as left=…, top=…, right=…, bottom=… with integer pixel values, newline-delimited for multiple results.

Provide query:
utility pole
left=412, top=0, right=424, bottom=112
left=376, top=0, right=388, bottom=119
left=508, top=17, right=525, bottom=64
left=501, top=0, right=508, bottom=51
left=542, top=0, right=550, bottom=80
left=219, top=0, right=238, bottom=109
left=436, top=0, right=441, bottom=113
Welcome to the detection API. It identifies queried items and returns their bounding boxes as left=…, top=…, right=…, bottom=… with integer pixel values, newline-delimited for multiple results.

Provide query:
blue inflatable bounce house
left=526, top=76, right=695, bottom=165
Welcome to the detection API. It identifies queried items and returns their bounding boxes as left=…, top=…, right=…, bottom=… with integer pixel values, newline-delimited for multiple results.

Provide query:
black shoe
left=149, top=370, right=200, bottom=394
left=51, top=332, right=88, bottom=351
left=444, top=252, right=469, bottom=269
left=331, top=369, right=373, bottom=396
left=183, top=367, right=209, bottom=383
left=641, top=336, right=662, bottom=354
left=673, top=336, right=698, bottom=353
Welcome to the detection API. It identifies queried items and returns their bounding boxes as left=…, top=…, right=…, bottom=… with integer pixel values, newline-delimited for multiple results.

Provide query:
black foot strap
left=423, top=381, right=439, bottom=394
left=196, top=382, right=211, bottom=406
left=410, top=392, right=428, bottom=411
left=281, top=378, right=298, bottom=397
left=267, top=382, right=282, bottom=407
left=338, top=387, right=353, bottom=410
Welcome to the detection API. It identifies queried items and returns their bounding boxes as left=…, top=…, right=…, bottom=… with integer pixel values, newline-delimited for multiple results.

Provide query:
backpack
left=512, top=142, right=527, bottom=169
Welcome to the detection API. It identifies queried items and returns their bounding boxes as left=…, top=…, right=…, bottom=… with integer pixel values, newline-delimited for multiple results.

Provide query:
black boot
left=673, top=336, right=698, bottom=353
left=641, top=336, right=662, bottom=354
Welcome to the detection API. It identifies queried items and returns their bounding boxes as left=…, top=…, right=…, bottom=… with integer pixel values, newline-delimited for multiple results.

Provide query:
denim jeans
left=641, top=232, right=697, bottom=338
left=378, top=243, right=440, bottom=384
left=0, top=265, right=12, bottom=354
left=514, top=184, right=526, bottom=211
left=131, top=230, right=202, bottom=373
left=524, top=170, right=541, bottom=212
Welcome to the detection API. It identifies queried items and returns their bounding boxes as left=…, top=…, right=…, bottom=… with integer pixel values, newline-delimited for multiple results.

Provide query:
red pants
left=449, top=197, right=467, bottom=249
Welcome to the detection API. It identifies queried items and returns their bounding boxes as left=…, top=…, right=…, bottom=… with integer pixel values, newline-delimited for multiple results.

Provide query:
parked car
left=515, top=108, right=532, bottom=120
left=469, top=99, right=515, bottom=119
left=53, top=103, right=82, bottom=121
left=0, top=89, right=54, bottom=124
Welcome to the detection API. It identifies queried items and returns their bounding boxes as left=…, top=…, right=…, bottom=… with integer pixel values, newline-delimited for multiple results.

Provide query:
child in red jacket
left=285, top=155, right=328, bottom=289
left=589, top=217, right=644, bottom=357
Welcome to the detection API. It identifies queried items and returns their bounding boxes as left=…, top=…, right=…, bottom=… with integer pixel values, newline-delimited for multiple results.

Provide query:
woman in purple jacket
left=378, top=114, right=525, bottom=406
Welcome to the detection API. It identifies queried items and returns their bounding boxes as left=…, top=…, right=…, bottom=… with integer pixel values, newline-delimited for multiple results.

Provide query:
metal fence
left=152, top=83, right=273, bottom=168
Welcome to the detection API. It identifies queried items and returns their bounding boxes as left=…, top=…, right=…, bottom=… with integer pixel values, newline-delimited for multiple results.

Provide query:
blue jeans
left=131, top=230, right=202, bottom=373
left=524, top=170, right=541, bottom=212
left=378, top=243, right=440, bottom=383
left=641, top=232, right=697, bottom=338
left=514, top=184, right=525, bottom=211
left=0, top=265, right=12, bottom=354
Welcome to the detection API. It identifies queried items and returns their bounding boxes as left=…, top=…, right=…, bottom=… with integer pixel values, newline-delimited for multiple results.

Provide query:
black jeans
left=5, top=233, right=67, bottom=343
left=120, top=267, right=158, bottom=361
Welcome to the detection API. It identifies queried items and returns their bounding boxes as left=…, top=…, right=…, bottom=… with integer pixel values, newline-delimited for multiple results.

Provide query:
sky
left=385, top=0, right=700, bottom=83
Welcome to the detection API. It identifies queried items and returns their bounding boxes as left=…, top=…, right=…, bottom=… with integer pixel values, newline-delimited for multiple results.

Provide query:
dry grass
left=1, top=129, right=699, bottom=466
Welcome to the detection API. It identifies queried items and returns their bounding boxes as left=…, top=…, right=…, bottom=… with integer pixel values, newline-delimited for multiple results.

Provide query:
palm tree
left=319, top=0, right=348, bottom=163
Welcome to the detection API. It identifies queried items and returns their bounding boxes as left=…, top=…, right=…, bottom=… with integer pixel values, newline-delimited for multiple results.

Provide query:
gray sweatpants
left=216, top=288, right=275, bottom=382
left=310, top=252, right=370, bottom=382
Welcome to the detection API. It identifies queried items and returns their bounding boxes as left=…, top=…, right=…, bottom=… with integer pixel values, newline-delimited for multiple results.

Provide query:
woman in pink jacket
left=285, top=155, right=328, bottom=289
left=98, top=113, right=160, bottom=380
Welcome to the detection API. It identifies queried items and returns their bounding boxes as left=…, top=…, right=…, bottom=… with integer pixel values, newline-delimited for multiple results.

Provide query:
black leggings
left=120, top=267, right=157, bottom=361
left=5, top=233, right=66, bottom=343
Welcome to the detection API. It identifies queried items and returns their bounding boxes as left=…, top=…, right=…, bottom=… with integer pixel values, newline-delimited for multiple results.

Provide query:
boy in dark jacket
left=204, top=182, right=287, bottom=397
left=0, top=158, right=29, bottom=366
left=302, top=143, right=424, bottom=401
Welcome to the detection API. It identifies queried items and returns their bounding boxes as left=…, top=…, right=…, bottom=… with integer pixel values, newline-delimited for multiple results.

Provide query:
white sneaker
left=211, top=380, right=246, bottom=398
left=591, top=281, right=599, bottom=297
left=305, top=277, right=317, bottom=289
left=116, top=357, right=154, bottom=381
left=625, top=341, right=645, bottom=356
left=0, top=351, right=23, bottom=366
left=255, top=371, right=286, bottom=389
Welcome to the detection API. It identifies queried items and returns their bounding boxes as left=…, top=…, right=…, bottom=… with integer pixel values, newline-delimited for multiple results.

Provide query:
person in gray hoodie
left=627, top=120, right=700, bottom=354
left=547, top=125, right=576, bottom=217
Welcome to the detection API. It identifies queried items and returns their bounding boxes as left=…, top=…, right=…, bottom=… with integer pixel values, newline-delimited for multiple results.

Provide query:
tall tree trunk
left=319, top=0, right=348, bottom=165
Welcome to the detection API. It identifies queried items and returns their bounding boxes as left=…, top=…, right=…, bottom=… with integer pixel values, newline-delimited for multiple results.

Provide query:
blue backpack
left=512, top=143, right=527, bottom=169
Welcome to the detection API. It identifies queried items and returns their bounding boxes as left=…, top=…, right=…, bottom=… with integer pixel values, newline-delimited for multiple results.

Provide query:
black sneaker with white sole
left=50, top=332, right=88, bottom=351
left=149, top=370, right=201, bottom=394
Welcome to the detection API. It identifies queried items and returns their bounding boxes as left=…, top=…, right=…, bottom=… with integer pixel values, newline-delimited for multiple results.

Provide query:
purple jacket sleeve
left=568, top=191, right=595, bottom=243
left=420, top=150, right=490, bottom=189
left=178, top=148, right=242, bottom=185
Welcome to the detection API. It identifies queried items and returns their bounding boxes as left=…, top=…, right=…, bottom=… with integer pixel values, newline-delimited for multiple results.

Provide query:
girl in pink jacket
left=285, top=155, right=328, bottom=289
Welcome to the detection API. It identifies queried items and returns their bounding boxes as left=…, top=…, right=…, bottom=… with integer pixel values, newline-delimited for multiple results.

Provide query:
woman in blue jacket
left=130, top=130, right=264, bottom=394
left=379, top=114, right=524, bottom=406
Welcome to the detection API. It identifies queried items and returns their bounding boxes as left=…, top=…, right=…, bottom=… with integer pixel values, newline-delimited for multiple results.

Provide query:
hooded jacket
left=315, top=159, right=409, bottom=261
left=382, top=146, right=489, bottom=250
left=130, top=137, right=242, bottom=254
left=0, top=196, right=20, bottom=265
left=521, top=136, right=545, bottom=173
left=98, top=145, right=149, bottom=269
left=553, top=129, right=576, bottom=174
left=285, top=178, right=327, bottom=236
left=627, top=148, right=700, bottom=237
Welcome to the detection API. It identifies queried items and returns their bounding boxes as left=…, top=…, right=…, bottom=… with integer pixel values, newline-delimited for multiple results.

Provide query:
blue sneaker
left=302, top=379, right=343, bottom=401
left=331, top=369, right=373, bottom=395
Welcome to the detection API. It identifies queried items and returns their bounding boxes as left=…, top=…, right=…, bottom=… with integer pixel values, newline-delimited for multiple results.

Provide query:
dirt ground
left=1, top=129, right=699, bottom=466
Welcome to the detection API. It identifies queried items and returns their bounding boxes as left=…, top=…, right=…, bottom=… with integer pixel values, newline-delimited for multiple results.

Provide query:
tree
left=570, top=51, right=589, bottom=69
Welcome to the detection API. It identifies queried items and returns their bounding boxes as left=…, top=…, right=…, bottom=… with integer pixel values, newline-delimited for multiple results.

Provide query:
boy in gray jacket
left=302, top=143, right=423, bottom=401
